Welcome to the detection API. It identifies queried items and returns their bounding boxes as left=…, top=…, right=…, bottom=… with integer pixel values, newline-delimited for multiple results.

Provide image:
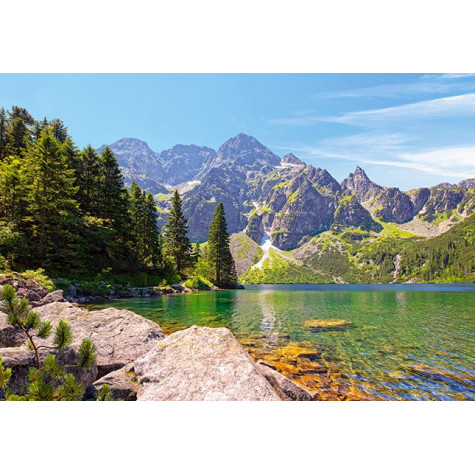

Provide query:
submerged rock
left=303, top=319, right=352, bottom=332
left=134, top=325, right=281, bottom=401
left=36, top=302, right=165, bottom=377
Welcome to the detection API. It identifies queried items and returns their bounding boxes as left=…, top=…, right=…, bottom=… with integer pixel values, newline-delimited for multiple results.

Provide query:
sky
left=1, top=73, right=475, bottom=189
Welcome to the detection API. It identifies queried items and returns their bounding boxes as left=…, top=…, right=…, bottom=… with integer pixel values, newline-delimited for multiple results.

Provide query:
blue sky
left=1, top=73, right=474, bottom=189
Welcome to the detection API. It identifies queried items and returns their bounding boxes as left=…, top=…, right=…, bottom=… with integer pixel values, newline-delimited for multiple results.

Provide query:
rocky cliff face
left=159, top=144, right=216, bottom=185
left=370, top=187, right=415, bottom=224
left=331, top=195, right=383, bottom=233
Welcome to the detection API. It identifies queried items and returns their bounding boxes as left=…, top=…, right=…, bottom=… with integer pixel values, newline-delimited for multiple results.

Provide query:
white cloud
left=330, top=93, right=475, bottom=126
left=313, top=74, right=475, bottom=99
left=267, top=93, right=475, bottom=127
left=273, top=135, right=475, bottom=181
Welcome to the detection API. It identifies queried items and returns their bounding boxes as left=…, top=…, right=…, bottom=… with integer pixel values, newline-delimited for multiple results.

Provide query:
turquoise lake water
left=87, top=284, right=475, bottom=400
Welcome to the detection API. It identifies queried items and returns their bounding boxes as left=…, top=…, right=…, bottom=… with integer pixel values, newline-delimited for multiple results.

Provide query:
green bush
left=184, top=275, right=214, bottom=290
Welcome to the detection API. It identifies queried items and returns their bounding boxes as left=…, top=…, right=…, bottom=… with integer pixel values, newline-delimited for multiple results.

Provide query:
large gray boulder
left=0, top=346, right=98, bottom=394
left=36, top=302, right=165, bottom=377
left=134, top=326, right=282, bottom=401
left=256, top=361, right=313, bottom=401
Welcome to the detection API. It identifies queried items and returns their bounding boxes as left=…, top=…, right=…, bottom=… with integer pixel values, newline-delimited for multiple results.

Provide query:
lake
left=87, top=284, right=475, bottom=400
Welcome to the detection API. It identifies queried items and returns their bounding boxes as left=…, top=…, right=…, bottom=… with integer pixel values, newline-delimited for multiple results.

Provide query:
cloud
left=269, top=92, right=475, bottom=128
left=313, top=73, right=475, bottom=99
left=330, top=93, right=475, bottom=126
left=273, top=134, right=475, bottom=180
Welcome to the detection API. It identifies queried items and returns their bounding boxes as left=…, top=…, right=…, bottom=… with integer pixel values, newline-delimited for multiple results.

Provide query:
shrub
left=184, top=275, right=214, bottom=290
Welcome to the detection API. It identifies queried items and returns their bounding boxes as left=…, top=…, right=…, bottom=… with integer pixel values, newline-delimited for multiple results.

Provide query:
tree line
left=0, top=106, right=237, bottom=288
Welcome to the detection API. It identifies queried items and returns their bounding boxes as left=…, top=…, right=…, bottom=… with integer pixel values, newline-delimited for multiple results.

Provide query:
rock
left=0, top=275, right=49, bottom=303
left=303, top=319, right=352, bottom=332
left=170, top=284, right=185, bottom=292
left=0, top=311, right=24, bottom=347
left=92, top=363, right=138, bottom=401
left=341, top=166, right=384, bottom=203
left=256, top=361, right=313, bottom=401
left=32, top=290, right=67, bottom=307
left=69, top=284, right=77, bottom=298
left=36, top=302, right=165, bottom=377
left=0, top=345, right=98, bottom=394
left=331, top=195, right=382, bottom=233
left=134, top=326, right=281, bottom=401
left=281, top=153, right=305, bottom=167
left=371, top=187, right=415, bottom=223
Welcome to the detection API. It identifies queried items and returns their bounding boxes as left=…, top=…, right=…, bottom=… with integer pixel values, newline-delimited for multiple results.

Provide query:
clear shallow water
left=87, top=284, right=475, bottom=400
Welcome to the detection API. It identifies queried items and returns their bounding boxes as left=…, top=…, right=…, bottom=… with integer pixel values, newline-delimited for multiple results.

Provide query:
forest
left=0, top=106, right=237, bottom=289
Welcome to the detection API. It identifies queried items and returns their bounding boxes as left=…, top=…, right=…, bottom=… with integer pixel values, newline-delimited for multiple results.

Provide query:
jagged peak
left=111, top=137, right=152, bottom=148
left=218, top=133, right=268, bottom=151
left=281, top=153, right=305, bottom=166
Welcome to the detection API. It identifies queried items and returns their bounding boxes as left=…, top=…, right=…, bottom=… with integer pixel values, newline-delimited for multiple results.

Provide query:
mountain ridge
left=103, top=134, right=474, bottom=282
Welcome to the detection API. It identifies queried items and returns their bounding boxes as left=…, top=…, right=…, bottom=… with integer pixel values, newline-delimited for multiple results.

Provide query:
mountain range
left=101, top=134, right=475, bottom=284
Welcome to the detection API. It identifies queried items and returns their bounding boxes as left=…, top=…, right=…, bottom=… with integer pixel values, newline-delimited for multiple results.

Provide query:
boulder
left=0, top=311, right=25, bottom=347
left=36, top=302, right=165, bottom=377
left=256, top=361, right=313, bottom=401
left=32, top=290, right=67, bottom=308
left=134, top=326, right=281, bottom=401
left=92, top=363, right=138, bottom=400
left=0, top=345, right=98, bottom=394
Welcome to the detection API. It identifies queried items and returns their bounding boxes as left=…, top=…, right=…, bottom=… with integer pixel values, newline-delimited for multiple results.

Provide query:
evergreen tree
left=76, top=145, right=100, bottom=213
left=50, top=118, right=69, bottom=143
left=191, top=241, right=201, bottom=263
left=22, top=127, right=80, bottom=271
left=0, top=284, right=97, bottom=401
left=8, top=106, right=35, bottom=126
left=207, top=202, right=237, bottom=288
left=163, top=190, right=191, bottom=273
left=4, top=117, right=30, bottom=157
left=145, top=192, right=162, bottom=268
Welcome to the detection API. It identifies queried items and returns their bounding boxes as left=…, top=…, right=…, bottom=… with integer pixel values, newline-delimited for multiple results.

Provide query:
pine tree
left=207, top=202, right=237, bottom=288
left=92, top=146, right=133, bottom=269
left=22, top=127, right=80, bottom=271
left=163, top=190, right=191, bottom=273
left=191, top=241, right=201, bottom=263
left=4, top=117, right=30, bottom=157
left=0, top=284, right=97, bottom=401
left=145, top=192, right=162, bottom=269
left=76, top=145, right=100, bottom=213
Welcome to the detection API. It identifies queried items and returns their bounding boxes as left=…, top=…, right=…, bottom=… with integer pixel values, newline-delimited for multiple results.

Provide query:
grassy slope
left=238, top=215, right=475, bottom=284
left=239, top=248, right=332, bottom=284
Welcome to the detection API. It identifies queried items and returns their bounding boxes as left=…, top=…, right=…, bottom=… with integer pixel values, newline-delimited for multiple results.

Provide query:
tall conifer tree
left=207, top=202, right=237, bottom=288
left=163, top=190, right=191, bottom=273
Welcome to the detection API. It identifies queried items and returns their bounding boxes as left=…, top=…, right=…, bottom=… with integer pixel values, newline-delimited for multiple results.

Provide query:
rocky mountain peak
left=213, top=133, right=281, bottom=169
left=108, top=137, right=154, bottom=152
left=281, top=153, right=305, bottom=166
left=342, top=166, right=383, bottom=202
